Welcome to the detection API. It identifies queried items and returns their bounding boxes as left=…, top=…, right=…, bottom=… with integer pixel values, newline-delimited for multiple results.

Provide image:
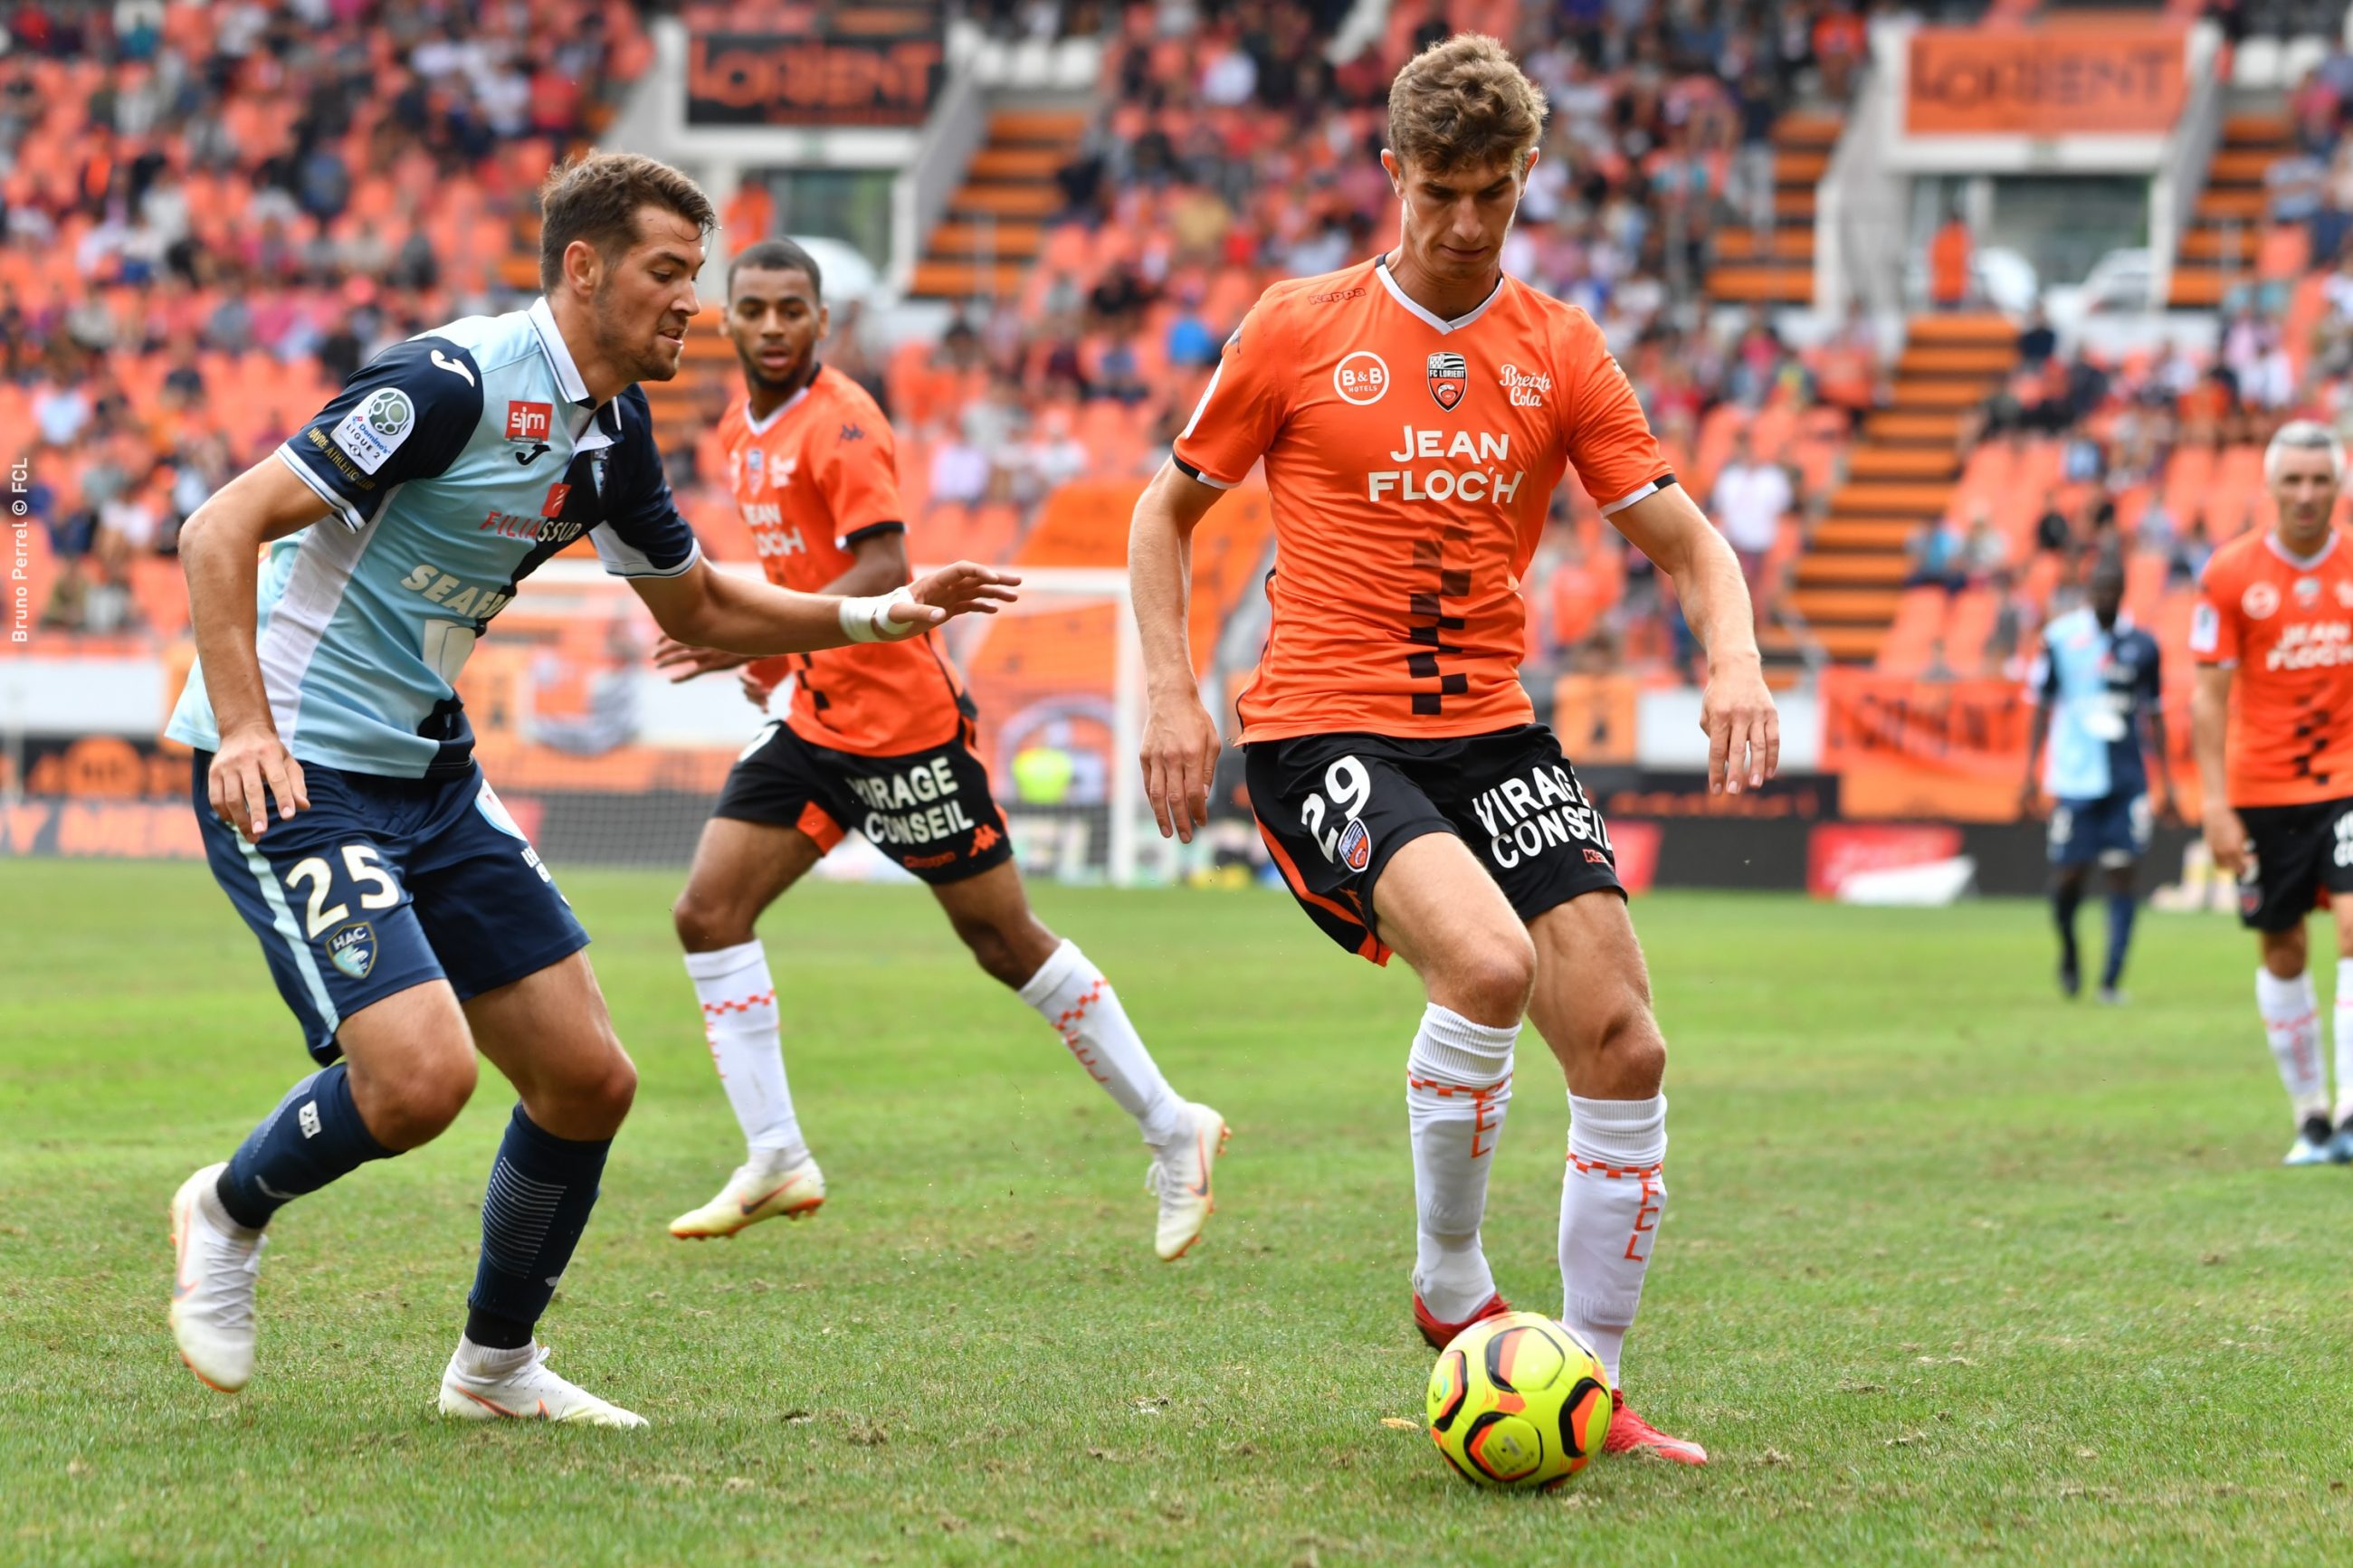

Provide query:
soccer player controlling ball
left=2191, top=422, right=2353, bottom=1165
left=1130, top=36, right=1777, bottom=1465
left=653, top=240, right=1226, bottom=1259
left=162, top=154, right=1014, bottom=1424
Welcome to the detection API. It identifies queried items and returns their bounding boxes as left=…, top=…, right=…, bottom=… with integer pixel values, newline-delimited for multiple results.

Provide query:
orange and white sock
left=1558, top=1093, right=1667, bottom=1388
left=1019, top=940, right=1183, bottom=1145
left=683, top=940, right=806, bottom=1166
left=2256, top=967, right=2329, bottom=1126
left=2334, top=959, right=2353, bottom=1126
left=1406, top=1004, right=1517, bottom=1325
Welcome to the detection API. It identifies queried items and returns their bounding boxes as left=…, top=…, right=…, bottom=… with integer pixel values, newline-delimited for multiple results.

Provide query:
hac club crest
left=1426, top=351, right=1468, bottom=411
left=326, top=922, right=376, bottom=981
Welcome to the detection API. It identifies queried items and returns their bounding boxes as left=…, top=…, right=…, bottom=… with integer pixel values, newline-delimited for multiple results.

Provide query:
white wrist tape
left=838, top=593, right=922, bottom=643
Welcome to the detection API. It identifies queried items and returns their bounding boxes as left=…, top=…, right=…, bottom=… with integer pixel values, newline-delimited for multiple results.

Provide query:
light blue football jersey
left=2030, top=605, right=2163, bottom=801
left=167, top=299, right=700, bottom=778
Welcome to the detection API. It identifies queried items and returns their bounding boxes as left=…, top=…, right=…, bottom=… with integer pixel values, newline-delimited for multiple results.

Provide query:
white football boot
left=667, top=1153, right=826, bottom=1240
left=168, top=1163, right=264, bottom=1393
left=2284, top=1116, right=2337, bottom=1166
left=1144, top=1102, right=1230, bottom=1261
left=437, top=1340, right=646, bottom=1427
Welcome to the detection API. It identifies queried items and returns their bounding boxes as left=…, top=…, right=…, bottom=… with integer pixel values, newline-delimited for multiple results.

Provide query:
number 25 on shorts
left=283, top=844, right=401, bottom=938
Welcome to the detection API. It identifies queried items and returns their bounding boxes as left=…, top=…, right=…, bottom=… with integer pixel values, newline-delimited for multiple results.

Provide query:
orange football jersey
left=1172, top=256, right=1670, bottom=743
left=719, top=366, right=967, bottom=756
left=2191, top=526, right=2353, bottom=805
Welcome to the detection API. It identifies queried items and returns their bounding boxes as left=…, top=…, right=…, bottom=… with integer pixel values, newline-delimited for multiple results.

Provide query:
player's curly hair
left=1387, top=34, right=1548, bottom=176
left=538, top=152, right=717, bottom=292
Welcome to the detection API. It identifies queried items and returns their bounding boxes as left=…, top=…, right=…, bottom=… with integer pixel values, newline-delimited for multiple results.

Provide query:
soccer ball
left=1425, top=1312, right=1612, bottom=1489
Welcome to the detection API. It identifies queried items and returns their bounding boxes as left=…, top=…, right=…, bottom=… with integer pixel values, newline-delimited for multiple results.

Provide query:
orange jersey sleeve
left=1560, top=320, right=1672, bottom=515
left=810, top=390, right=905, bottom=546
left=2195, top=529, right=2353, bottom=805
left=1171, top=299, right=1296, bottom=489
left=2188, top=552, right=2243, bottom=666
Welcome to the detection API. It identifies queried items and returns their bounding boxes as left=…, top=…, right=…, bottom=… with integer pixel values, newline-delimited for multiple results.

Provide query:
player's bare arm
left=2191, top=661, right=2241, bottom=871
left=2147, top=701, right=2179, bottom=823
left=1610, top=485, right=1779, bottom=794
left=630, top=556, right=1017, bottom=656
left=178, top=457, right=333, bottom=841
left=2021, top=693, right=2053, bottom=818
left=653, top=529, right=915, bottom=681
left=1129, top=459, right=1229, bottom=842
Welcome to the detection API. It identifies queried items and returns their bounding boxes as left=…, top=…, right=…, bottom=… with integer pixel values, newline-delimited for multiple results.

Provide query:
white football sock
left=1406, top=1004, right=1518, bottom=1325
left=2256, top=967, right=2329, bottom=1125
left=1019, top=940, right=1183, bottom=1145
left=1559, top=1093, right=1667, bottom=1389
left=454, top=1335, right=536, bottom=1375
left=683, top=941, right=807, bottom=1165
left=2335, top=959, right=2353, bottom=1126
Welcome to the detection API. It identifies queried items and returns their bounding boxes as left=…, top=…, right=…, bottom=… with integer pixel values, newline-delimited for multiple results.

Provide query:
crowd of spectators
left=1842, top=27, right=2353, bottom=687
left=1, top=0, right=653, bottom=633
left=853, top=0, right=1874, bottom=683
left=11, top=0, right=1862, bottom=681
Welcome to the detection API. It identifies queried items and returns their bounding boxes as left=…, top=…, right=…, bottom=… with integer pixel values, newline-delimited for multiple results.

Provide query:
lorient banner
left=1822, top=670, right=2033, bottom=822
left=1905, top=24, right=2188, bottom=138
left=688, top=29, right=946, bottom=128
left=1821, top=669, right=2198, bottom=822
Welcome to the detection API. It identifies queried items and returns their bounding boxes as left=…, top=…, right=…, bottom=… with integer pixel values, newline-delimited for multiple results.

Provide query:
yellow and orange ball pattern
left=1425, top=1311, right=1613, bottom=1489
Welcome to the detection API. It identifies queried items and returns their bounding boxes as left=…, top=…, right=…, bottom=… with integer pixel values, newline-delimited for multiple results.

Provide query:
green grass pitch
left=5, top=860, right=2352, bottom=1564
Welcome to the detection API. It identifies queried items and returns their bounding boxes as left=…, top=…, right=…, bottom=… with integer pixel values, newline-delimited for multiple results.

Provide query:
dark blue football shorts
left=195, top=752, right=589, bottom=1064
left=2046, top=791, right=2151, bottom=869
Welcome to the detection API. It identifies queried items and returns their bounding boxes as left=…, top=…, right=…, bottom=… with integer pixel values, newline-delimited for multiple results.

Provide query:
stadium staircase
left=910, top=109, right=1090, bottom=302
left=1702, top=111, right=1840, bottom=307
left=2167, top=111, right=2291, bottom=309
left=1764, top=313, right=2016, bottom=668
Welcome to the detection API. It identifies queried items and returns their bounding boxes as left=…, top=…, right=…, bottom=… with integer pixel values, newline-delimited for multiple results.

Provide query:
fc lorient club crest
left=1426, top=351, right=1467, bottom=411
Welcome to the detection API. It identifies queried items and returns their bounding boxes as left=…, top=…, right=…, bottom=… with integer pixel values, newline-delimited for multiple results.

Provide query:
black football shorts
left=1244, top=724, right=1624, bottom=963
left=714, top=718, right=1015, bottom=885
left=2235, top=794, right=2353, bottom=932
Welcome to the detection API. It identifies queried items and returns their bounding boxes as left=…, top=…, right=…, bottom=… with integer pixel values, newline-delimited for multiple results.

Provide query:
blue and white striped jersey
left=167, top=299, right=700, bottom=778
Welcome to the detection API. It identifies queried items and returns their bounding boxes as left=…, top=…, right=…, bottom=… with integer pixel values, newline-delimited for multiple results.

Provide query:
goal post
left=472, top=558, right=1177, bottom=886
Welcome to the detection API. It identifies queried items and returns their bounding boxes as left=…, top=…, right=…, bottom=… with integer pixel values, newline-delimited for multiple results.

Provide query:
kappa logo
left=1426, top=351, right=1468, bottom=411
left=1337, top=817, right=1371, bottom=872
left=2244, top=580, right=2281, bottom=619
left=839, top=423, right=865, bottom=442
left=326, top=921, right=376, bottom=981
left=1333, top=350, right=1390, bottom=405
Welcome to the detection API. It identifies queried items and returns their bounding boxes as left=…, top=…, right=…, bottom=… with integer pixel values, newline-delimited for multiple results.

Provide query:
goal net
left=458, top=561, right=1175, bottom=886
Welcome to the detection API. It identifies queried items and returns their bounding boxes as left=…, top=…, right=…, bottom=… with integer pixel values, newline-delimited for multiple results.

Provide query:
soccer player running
left=1129, top=36, right=1777, bottom=1465
left=2192, top=421, right=2353, bottom=1166
left=163, top=155, right=1015, bottom=1424
left=652, top=240, right=1225, bottom=1259
left=2020, top=552, right=2175, bottom=1003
